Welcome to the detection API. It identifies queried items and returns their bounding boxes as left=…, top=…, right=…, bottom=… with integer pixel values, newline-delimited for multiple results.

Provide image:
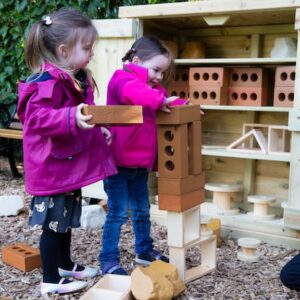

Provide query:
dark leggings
left=280, top=252, right=300, bottom=291
left=40, top=229, right=73, bottom=283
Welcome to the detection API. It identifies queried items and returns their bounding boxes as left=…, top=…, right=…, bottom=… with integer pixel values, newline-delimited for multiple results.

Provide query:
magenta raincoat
left=107, top=63, right=167, bottom=169
left=17, top=63, right=117, bottom=196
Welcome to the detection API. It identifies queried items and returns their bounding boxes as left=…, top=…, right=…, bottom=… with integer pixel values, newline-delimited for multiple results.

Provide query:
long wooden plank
left=82, top=105, right=143, bottom=125
left=119, top=0, right=299, bottom=19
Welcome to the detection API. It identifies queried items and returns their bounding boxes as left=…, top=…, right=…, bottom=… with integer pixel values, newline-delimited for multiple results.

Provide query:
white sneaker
left=41, top=278, right=87, bottom=295
left=58, top=263, right=98, bottom=279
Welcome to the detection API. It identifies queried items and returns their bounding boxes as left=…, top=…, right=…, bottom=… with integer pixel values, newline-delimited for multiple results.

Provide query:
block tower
left=156, top=105, right=216, bottom=282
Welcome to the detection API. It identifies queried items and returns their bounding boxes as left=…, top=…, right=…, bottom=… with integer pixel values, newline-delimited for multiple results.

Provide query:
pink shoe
left=41, top=278, right=87, bottom=295
left=58, top=263, right=98, bottom=279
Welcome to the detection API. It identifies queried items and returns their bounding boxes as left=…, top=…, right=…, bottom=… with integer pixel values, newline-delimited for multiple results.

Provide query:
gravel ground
left=1, top=157, right=300, bottom=300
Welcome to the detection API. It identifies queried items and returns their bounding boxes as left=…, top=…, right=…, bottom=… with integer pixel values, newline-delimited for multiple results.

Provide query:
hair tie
left=131, top=48, right=136, bottom=53
left=42, top=15, right=52, bottom=26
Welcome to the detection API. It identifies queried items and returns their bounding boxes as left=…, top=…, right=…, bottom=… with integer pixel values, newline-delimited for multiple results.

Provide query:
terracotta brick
left=189, top=67, right=229, bottom=86
left=2, top=243, right=41, bottom=272
left=275, top=66, right=295, bottom=87
left=158, top=124, right=189, bottom=179
left=168, top=85, right=189, bottom=99
left=229, top=68, right=270, bottom=88
left=158, top=189, right=205, bottom=212
left=158, top=173, right=205, bottom=195
left=228, top=87, right=269, bottom=106
left=273, top=87, right=294, bottom=107
left=189, top=86, right=228, bottom=105
left=188, top=121, right=202, bottom=174
left=169, top=68, right=189, bottom=86
left=156, top=105, right=200, bottom=125
left=82, top=105, right=143, bottom=125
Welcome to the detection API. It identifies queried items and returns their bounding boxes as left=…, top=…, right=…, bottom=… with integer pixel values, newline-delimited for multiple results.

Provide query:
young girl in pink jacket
left=99, top=36, right=184, bottom=275
left=17, top=8, right=117, bottom=296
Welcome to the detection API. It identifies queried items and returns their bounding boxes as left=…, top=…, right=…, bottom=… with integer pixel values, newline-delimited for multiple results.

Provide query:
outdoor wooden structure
left=87, top=0, right=300, bottom=248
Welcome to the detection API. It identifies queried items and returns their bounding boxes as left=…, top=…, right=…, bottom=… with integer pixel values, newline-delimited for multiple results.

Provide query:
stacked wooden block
left=167, top=68, right=190, bottom=99
left=189, top=67, right=229, bottom=105
left=228, top=68, right=271, bottom=106
left=156, top=105, right=216, bottom=282
left=273, top=66, right=295, bottom=107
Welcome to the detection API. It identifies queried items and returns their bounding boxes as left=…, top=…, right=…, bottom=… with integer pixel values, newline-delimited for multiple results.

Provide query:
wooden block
left=273, top=87, right=294, bottom=107
left=82, top=105, right=143, bottom=124
left=158, top=124, right=189, bottom=179
left=156, top=105, right=200, bottom=125
left=167, top=206, right=200, bottom=247
left=2, top=243, right=41, bottom=272
left=268, top=125, right=291, bottom=155
left=229, top=68, right=270, bottom=88
left=158, top=189, right=204, bottom=212
left=158, top=173, right=205, bottom=195
left=189, top=67, right=229, bottom=86
left=275, top=66, right=295, bottom=87
left=188, top=121, right=202, bottom=175
left=189, top=86, right=228, bottom=105
left=206, top=218, right=222, bottom=248
left=169, top=236, right=216, bottom=282
left=228, top=86, right=269, bottom=106
left=243, top=123, right=269, bottom=149
left=168, top=85, right=189, bottom=99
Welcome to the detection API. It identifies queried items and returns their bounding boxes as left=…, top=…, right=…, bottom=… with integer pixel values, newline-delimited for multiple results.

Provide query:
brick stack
left=273, top=66, right=295, bottom=107
left=156, top=105, right=216, bottom=282
left=167, top=68, right=190, bottom=99
left=228, top=68, right=271, bottom=106
left=189, top=67, right=229, bottom=105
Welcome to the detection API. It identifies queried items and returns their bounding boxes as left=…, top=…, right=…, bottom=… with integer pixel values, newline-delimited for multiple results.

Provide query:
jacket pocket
left=49, top=136, right=82, bottom=159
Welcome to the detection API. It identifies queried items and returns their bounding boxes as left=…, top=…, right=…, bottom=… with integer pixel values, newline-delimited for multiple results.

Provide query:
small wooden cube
left=82, top=105, right=143, bottom=125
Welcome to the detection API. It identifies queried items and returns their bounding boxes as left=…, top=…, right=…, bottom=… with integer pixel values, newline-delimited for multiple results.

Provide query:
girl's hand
left=160, top=96, right=179, bottom=113
left=101, top=127, right=112, bottom=145
left=76, top=103, right=94, bottom=129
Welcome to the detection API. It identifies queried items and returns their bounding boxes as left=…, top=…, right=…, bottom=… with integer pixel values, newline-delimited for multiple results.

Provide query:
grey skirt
left=29, top=190, right=82, bottom=233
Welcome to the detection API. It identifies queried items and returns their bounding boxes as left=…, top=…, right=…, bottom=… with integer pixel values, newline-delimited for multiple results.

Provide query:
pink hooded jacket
left=107, top=63, right=167, bottom=169
left=17, top=63, right=117, bottom=196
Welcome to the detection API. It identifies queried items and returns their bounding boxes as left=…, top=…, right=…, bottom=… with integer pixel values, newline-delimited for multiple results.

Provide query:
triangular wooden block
left=226, top=129, right=268, bottom=154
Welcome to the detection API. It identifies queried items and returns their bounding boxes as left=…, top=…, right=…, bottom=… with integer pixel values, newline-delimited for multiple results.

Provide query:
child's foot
left=58, top=263, right=98, bottom=279
left=41, top=278, right=87, bottom=295
left=101, top=261, right=128, bottom=276
left=135, top=249, right=169, bottom=266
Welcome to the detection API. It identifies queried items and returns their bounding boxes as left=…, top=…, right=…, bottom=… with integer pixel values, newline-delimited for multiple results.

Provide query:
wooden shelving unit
left=89, top=0, right=300, bottom=247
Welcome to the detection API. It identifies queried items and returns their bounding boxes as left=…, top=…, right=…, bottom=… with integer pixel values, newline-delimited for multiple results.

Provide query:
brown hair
left=25, top=8, right=97, bottom=74
left=122, top=36, right=174, bottom=82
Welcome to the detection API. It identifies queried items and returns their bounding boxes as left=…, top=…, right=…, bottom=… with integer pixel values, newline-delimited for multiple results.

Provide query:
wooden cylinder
left=253, top=203, right=268, bottom=216
left=213, top=192, right=231, bottom=211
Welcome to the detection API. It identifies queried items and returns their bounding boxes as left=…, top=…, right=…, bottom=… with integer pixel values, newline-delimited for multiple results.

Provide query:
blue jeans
left=99, top=167, right=153, bottom=266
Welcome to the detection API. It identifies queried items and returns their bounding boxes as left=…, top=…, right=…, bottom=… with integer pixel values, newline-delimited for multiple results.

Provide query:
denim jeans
left=99, top=167, right=153, bottom=266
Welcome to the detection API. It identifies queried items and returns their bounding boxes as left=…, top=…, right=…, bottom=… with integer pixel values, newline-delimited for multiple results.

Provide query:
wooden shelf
left=202, top=147, right=290, bottom=162
left=201, top=105, right=291, bottom=112
left=175, top=58, right=296, bottom=65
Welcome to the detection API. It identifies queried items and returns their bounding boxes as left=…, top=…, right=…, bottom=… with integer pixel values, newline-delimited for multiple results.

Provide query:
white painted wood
left=119, top=0, right=300, bottom=19
left=203, top=15, right=230, bottom=26
left=167, top=206, right=200, bottom=248
left=82, top=181, right=107, bottom=200
left=0, top=195, right=24, bottom=216
left=202, top=105, right=291, bottom=112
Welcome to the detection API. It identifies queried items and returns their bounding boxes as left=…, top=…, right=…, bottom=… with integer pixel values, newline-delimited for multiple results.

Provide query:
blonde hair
left=25, top=8, right=97, bottom=76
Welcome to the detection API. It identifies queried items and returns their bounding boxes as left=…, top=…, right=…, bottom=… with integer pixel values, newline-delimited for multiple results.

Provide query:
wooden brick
left=275, top=66, right=295, bottom=87
left=158, top=124, right=189, bottom=179
left=2, top=243, right=41, bottom=272
left=168, top=85, right=189, bottom=99
left=273, top=87, right=294, bottom=107
left=158, top=189, right=204, bottom=212
left=228, top=87, right=269, bottom=106
left=82, top=105, right=143, bottom=124
left=189, top=86, right=228, bottom=105
left=229, top=68, right=270, bottom=88
left=189, top=67, right=229, bottom=86
left=156, top=105, right=200, bottom=125
left=158, top=173, right=205, bottom=195
left=188, top=121, right=202, bottom=174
